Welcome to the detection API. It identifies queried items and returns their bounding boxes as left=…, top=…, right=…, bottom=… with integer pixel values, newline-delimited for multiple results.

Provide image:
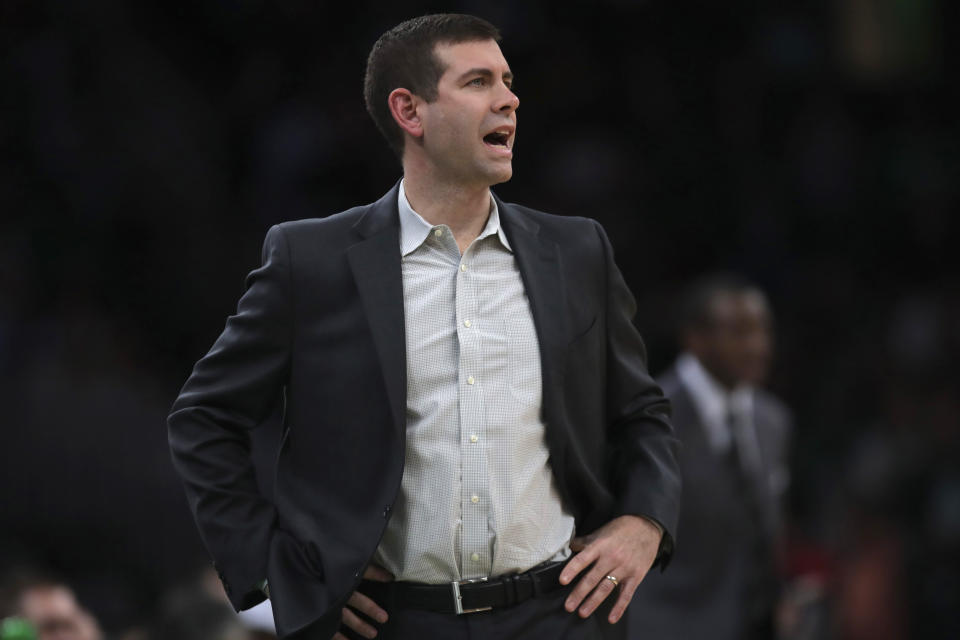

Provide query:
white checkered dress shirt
left=371, top=181, right=575, bottom=583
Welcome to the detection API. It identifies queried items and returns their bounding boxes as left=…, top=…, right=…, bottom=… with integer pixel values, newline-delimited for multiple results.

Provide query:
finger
left=341, top=605, right=378, bottom=639
left=576, top=571, right=620, bottom=618
left=559, top=546, right=599, bottom=586
left=569, top=536, right=587, bottom=552
left=347, top=590, right=389, bottom=623
left=607, top=575, right=640, bottom=624
left=333, top=633, right=348, bottom=640
left=363, top=564, right=394, bottom=582
left=564, top=561, right=612, bottom=613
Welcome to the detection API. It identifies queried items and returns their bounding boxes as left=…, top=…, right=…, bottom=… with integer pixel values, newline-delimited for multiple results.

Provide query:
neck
left=401, top=165, right=493, bottom=253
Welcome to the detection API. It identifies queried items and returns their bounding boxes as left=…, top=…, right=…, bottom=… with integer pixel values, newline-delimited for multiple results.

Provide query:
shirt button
left=460, top=264, right=467, bottom=272
left=471, top=495, right=479, bottom=504
left=463, top=319, right=472, bottom=328
left=470, top=434, right=478, bottom=443
left=471, top=552, right=480, bottom=562
left=434, top=228, right=443, bottom=237
left=467, top=376, right=475, bottom=385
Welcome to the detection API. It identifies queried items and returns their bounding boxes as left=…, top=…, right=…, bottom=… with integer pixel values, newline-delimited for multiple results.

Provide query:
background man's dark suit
left=167, top=182, right=682, bottom=639
left=628, top=364, right=790, bottom=640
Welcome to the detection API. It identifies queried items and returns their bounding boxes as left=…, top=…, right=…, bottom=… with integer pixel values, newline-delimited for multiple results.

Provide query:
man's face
left=416, top=39, right=519, bottom=187
left=691, top=290, right=773, bottom=389
left=19, top=587, right=101, bottom=640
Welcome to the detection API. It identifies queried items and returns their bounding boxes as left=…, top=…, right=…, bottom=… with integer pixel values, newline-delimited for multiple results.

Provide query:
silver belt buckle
left=451, top=576, right=493, bottom=614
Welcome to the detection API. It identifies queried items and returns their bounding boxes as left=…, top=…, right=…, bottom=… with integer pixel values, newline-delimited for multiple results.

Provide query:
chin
left=487, top=164, right=513, bottom=185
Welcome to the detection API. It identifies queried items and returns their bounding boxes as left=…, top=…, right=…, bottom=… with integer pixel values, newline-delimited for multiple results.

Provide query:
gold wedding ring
left=604, top=575, right=619, bottom=587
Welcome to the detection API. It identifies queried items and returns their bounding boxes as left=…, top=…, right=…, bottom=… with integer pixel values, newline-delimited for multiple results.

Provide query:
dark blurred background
left=1, top=0, right=957, bottom=638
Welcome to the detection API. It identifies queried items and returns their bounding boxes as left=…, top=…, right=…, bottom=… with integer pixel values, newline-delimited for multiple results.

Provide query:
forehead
left=709, top=290, right=770, bottom=323
left=433, top=39, right=510, bottom=76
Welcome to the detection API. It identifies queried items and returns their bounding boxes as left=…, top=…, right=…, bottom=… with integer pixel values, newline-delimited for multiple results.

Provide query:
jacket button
left=383, top=505, right=391, bottom=517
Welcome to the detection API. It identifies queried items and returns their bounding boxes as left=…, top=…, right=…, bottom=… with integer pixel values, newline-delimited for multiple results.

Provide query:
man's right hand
left=333, top=564, right=393, bottom=640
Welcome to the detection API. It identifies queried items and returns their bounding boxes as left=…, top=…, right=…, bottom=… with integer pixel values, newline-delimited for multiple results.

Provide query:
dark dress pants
left=292, top=580, right=626, bottom=640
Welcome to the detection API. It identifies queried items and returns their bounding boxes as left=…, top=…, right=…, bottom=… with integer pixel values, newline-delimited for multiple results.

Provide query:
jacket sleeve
left=593, top=219, right=682, bottom=568
left=167, top=224, right=292, bottom=610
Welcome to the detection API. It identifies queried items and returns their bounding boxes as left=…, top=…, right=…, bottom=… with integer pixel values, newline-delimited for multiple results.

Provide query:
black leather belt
left=365, top=561, right=566, bottom=615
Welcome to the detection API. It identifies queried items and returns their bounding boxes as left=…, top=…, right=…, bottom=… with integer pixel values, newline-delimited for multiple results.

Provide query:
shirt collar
left=676, top=352, right=753, bottom=451
left=398, top=179, right=512, bottom=256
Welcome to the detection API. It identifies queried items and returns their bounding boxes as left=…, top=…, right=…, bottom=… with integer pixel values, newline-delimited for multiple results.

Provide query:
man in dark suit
left=168, top=14, right=680, bottom=640
left=628, top=274, right=792, bottom=640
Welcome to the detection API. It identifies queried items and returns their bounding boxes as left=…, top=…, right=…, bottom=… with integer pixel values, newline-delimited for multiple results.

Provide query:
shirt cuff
left=639, top=515, right=664, bottom=536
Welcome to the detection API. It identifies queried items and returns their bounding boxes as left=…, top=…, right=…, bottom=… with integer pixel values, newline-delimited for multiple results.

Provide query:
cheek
left=437, top=117, right=469, bottom=148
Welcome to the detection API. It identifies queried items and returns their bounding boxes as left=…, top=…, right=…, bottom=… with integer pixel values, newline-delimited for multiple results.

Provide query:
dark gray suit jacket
left=167, top=182, right=681, bottom=639
left=628, top=364, right=791, bottom=640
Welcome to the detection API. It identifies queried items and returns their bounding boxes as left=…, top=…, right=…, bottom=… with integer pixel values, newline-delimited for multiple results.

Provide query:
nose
left=495, top=84, right=519, bottom=113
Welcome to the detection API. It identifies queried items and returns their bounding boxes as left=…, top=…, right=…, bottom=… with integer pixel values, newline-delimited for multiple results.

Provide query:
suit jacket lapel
left=347, top=183, right=407, bottom=435
left=496, top=195, right=570, bottom=457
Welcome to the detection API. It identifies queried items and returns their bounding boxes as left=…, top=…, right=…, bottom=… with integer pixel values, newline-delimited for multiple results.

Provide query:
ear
left=387, top=88, right=424, bottom=140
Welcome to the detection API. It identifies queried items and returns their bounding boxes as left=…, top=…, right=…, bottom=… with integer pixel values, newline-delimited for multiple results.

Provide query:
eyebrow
left=457, top=68, right=514, bottom=84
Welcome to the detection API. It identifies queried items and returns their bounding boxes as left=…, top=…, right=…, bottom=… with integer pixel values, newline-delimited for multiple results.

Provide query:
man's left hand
left=559, top=515, right=662, bottom=624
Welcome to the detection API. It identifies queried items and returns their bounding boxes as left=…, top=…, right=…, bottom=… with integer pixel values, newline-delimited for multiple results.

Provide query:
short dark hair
left=679, top=272, right=763, bottom=334
left=364, top=14, right=501, bottom=157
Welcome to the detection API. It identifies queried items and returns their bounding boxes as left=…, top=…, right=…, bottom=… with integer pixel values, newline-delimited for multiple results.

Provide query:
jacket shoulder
left=506, top=202, right=599, bottom=228
left=274, top=203, right=371, bottom=237
left=264, top=204, right=380, bottom=261
left=500, top=201, right=607, bottom=249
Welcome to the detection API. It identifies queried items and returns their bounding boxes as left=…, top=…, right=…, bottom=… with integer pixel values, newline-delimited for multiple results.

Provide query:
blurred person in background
left=0, top=572, right=102, bottom=640
left=628, top=274, right=791, bottom=640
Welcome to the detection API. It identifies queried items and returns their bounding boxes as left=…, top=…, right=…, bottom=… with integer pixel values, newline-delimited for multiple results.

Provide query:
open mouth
left=483, top=131, right=511, bottom=149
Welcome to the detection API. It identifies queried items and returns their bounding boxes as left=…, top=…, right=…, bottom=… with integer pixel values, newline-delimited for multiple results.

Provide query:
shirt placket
left=455, top=240, right=491, bottom=578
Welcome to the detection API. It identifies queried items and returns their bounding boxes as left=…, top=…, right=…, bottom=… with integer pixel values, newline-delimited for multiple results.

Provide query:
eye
left=468, top=77, right=486, bottom=87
